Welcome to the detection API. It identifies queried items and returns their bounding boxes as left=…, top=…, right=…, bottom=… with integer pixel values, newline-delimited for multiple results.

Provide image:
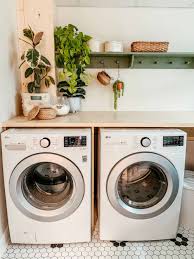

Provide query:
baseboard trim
left=0, top=227, right=9, bottom=258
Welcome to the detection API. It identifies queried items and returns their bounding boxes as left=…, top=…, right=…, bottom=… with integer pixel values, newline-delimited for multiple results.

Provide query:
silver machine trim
left=9, top=153, right=85, bottom=222
left=107, top=152, right=179, bottom=219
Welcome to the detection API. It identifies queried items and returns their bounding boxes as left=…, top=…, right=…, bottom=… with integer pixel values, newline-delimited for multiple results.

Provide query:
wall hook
left=99, top=60, right=105, bottom=69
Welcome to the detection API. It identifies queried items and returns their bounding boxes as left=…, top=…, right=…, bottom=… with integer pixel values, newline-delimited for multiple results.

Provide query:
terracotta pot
left=97, top=71, right=111, bottom=86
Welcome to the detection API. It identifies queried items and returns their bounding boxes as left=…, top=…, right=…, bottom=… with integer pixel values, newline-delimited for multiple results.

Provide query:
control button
left=141, top=137, right=151, bottom=147
left=40, top=138, right=51, bottom=148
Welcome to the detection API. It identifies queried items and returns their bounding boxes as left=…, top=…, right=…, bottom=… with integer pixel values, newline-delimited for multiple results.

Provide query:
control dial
left=141, top=137, right=151, bottom=147
left=40, top=138, right=51, bottom=148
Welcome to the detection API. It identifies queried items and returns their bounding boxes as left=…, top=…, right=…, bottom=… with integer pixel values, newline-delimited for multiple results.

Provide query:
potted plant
left=19, top=26, right=55, bottom=94
left=54, top=24, right=92, bottom=113
left=113, top=80, right=125, bottom=110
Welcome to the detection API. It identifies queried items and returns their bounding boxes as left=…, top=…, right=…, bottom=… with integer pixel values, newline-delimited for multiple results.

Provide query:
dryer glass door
left=107, top=152, right=179, bottom=219
left=117, top=161, right=168, bottom=209
left=10, top=153, right=85, bottom=222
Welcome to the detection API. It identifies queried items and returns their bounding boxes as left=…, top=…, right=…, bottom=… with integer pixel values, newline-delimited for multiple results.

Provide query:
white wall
left=0, top=0, right=18, bottom=254
left=56, top=7, right=194, bottom=111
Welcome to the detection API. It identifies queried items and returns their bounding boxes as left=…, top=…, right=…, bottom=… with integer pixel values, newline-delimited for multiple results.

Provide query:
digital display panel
left=163, top=136, right=184, bottom=147
left=31, top=96, right=42, bottom=100
left=64, top=136, right=87, bottom=147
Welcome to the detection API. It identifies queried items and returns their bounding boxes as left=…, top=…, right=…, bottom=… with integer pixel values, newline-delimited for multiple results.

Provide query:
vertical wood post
left=17, top=0, right=56, bottom=98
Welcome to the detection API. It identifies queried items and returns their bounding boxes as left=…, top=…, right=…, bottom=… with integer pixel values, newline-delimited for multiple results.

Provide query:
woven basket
left=131, top=42, right=169, bottom=52
left=37, top=108, right=57, bottom=120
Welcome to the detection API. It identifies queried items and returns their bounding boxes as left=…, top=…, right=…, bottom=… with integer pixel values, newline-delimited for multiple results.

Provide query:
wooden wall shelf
left=88, top=52, right=194, bottom=69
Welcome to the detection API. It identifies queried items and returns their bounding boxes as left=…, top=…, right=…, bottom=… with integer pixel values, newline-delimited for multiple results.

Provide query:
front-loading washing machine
left=99, top=129, right=186, bottom=241
left=1, top=128, right=91, bottom=244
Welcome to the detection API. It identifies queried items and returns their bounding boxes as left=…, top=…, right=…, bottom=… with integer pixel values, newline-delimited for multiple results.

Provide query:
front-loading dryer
left=99, top=129, right=187, bottom=241
left=1, top=128, right=91, bottom=244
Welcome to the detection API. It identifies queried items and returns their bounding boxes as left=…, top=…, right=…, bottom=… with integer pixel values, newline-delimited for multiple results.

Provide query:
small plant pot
left=68, top=97, right=81, bottom=113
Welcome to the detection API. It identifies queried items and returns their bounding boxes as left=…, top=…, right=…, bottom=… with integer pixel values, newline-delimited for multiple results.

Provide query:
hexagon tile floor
left=2, top=225, right=194, bottom=259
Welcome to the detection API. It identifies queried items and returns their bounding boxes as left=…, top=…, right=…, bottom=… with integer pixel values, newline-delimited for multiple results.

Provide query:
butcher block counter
left=2, top=111, right=194, bottom=129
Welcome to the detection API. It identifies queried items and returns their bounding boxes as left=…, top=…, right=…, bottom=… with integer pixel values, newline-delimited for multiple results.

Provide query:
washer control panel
left=64, top=136, right=87, bottom=147
left=40, top=138, right=51, bottom=148
left=141, top=137, right=151, bottom=147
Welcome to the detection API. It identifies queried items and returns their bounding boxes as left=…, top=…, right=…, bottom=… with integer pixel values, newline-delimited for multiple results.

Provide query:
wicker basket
left=131, top=41, right=169, bottom=52
left=37, top=108, right=57, bottom=120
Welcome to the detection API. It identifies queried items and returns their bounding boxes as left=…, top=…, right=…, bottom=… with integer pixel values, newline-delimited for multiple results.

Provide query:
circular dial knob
left=40, top=138, right=51, bottom=148
left=141, top=137, right=151, bottom=147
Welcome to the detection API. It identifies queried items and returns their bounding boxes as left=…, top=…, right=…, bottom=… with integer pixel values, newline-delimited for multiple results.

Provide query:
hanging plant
left=113, top=80, right=125, bottom=110
left=19, top=26, right=55, bottom=93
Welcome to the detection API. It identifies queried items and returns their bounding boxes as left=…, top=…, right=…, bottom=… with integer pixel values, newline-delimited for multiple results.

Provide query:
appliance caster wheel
left=57, top=244, right=64, bottom=248
left=51, top=244, right=64, bottom=248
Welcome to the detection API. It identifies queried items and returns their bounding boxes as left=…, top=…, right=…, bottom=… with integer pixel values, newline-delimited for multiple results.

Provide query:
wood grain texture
left=17, top=0, right=56, bottom=97
left=3, top=111, right=194, bottom=129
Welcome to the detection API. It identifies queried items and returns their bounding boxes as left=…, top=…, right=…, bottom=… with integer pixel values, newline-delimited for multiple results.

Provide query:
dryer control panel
left=163, top=136, right=184, bottom=147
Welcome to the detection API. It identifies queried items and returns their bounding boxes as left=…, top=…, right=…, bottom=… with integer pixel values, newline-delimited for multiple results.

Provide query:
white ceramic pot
left=68, top=97, right=81, bottom=113
left=88, top=39, right=104, bottom=52
left=105, top=41, right=124, bottom=52
left=54, top=104, right=70, bottom=116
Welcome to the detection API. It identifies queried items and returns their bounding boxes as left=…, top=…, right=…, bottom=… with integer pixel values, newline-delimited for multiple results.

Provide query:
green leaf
left=34, top=69, right=41, bottom=85
left=38, top=63, right=46, bottom=69
left=57, top=81, right=69, bottom=89
left=49, top=76, right=55, bottom=85
left=23, top=28, right=34, bottom=42
left=76, top=87, right=86, bottom=95
left=27, top=82, right=35, bottom=93
left=21, top=53, right=25, bottom=60
left=41, top=55, right=51, bottom=66
left=25, top=68, right=33, bottom=78
left=45, top=78, right=50, bottom=87
left=33, top=32, right=44, bottom=46
left=25, top=48, right=40, bottom=68
left=84, top=56, right=90, bottom=65
left=84, top=35, right=92, bottom=42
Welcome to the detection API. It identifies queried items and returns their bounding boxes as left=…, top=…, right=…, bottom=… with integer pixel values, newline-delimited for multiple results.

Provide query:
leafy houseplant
left=19, top=26, right=55, bottom=93
left=54, top=24, right=92, bottom=112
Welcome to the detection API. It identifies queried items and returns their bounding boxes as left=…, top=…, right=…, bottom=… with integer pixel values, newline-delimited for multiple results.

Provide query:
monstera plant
left=19, top=26, right=55, bottom=93
left=54, top=24, right=92, bottom=112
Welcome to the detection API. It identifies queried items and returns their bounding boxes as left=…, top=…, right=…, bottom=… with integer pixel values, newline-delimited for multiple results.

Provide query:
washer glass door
left=107, top=152, right=179, bottom=219
left=10, top=153, right=85, bottom=222
left=22, top=162, right=73, bottom=210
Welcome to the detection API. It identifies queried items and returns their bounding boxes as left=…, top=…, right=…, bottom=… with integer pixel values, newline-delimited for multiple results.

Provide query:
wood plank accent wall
left=16, top=0, right=56, bottom=98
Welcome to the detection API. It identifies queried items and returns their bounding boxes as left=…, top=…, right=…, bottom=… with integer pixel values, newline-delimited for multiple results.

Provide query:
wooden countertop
left=2, top=111, right=194, bottom=128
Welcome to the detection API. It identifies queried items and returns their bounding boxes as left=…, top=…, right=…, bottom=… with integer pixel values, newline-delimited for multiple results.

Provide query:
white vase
left=68, top=97, right=81, bottom=113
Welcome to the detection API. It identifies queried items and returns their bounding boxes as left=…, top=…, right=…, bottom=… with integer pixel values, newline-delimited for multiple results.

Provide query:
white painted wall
left=56, top=7, right=194, bottom=111
left=56, top=0, right=194, bottom=8
left=0, top=0, right=18, bottom=254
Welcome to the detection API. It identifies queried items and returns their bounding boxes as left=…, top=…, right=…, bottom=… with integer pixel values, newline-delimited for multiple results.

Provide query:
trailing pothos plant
left=54, top=24, right=92, bottom=98
left=19, top=26, right=55, bottom=93
left=113, top=80, right=125, bottom=110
